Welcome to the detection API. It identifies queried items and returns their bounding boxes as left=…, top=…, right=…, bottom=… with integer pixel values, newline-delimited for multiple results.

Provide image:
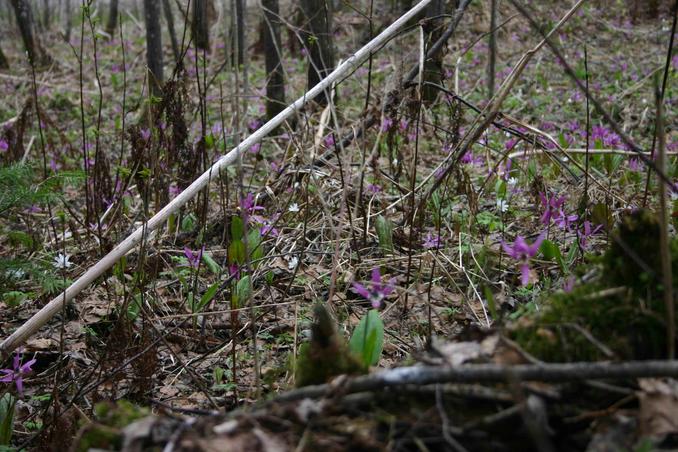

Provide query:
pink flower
left=422, top=232, right=441, bottom=249
left=0, top=352, right=36, bottom=395
left=183, top=246, right=204, bottom=269
left=502, top=232, right=545, bottom=286
left=352, top=268, right=396, bottom=309
left=380, top=117, right=394, bottom=133
left=539, top=193, right=567, bottom=225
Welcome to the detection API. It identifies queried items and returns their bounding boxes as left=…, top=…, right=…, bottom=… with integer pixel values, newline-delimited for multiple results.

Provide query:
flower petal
left=352, top=283, right=371, bottom=300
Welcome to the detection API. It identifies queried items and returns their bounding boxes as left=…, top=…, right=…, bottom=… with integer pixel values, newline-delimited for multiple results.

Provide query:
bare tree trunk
left=64, top=0, right=72, bottom=43
left=487, top=0, right=497, bottom=99
left=421, top=0, right=443, bottom=103
left=42, top=0, right=49, bottom=29
left=105, top=0, right=119, bottom=38
left=143, top=0, right=163, bottom=96
left=234, top=0, right=245, bottom=65
left=162, top=0, right=180, bottom=64
left=262, top=0, right=285, bottom=119
left=10, top=0, right=52, bottom=67
left=192, top=0, right=209, bottom=50
left=301, top=0, right=334, bottom=105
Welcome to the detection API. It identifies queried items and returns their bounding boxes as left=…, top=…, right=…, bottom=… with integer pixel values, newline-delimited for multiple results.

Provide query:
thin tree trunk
left=421, top=0, right=443, bottom=103
left=143, top=0, right=163, bottom=96
left=10, top=0, right=52, bottom=67
left=105, top=0, right=119, bottom=38
left=487, top=0, right=498, bottom=99
left=192, top=0, right=209, bottom=50
left=0, top=44, right=9, bottom=70
left=301, top=0, right=334, bottom=105
left=42, top=0, right=49, bottom=29
left=162, top=0, right=180, bottom=64
left=64, top=0, right=72, bottom=43
left=262, top=0, right=285, bottom=119
left=234, top=0, right=245, bottom=65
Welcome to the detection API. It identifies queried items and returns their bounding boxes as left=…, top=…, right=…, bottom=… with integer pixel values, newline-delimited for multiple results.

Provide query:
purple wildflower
left=502, top=232, right=546, bottom=286
left=422, top=232, right=441, bottom=250
left=0, top=352, right=36, bottom=395
left=0, top=138, right=8, bottom=152
left=140, top=128, right=151, bottom=141
left=399, top=118, right=409, bottom=132
left=577, top=221, right=603, bottom=249
left=183, top=246, right=204, bottom=269
left=240, top=193, right=265, bottom=216
left=539, top=193, right=567, bottom=225
left=627, top=158, right=642, bottom=172
left=380, top=117, right=394, bottom=133
left=366, top=183, right=381, bottom=194
left=554, top=210, right=578, bottom=230
left=323, top=134, right=335, bottom=148
left=248, top=143, right=261, bottom=154
left=352, top=268, right=396, bottom=309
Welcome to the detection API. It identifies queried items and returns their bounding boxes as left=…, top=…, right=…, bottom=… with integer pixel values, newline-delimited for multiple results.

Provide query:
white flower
left=671, top=191, right=678, bottom=202
left=288, top=203, right=300, bottom=213
left=496, top=198, right=509, bottom=213
left=54, top=253, right=72, bottom=269
left=287, top=256, right=299, bottom=270
left=507, top=177, right=518, bottom=186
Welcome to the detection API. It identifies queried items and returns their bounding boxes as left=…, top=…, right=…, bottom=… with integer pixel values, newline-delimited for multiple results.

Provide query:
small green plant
left=374, top=215, right=394, bottom=254
left=349, top=310, right=384, bottom=367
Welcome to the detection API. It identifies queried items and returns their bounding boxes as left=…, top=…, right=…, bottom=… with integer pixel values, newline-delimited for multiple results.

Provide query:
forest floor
left=1, top=0, right=678, bottom=450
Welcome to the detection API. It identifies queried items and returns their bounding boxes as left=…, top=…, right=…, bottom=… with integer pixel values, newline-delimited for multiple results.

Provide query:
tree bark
left=10, top=0, right=52, bottom=67
left=234, top=0, right=245, bottom=66
left=301, top=0, right=334, bottom=105
left=162, top=0, right=180, bottom=64
left=42, top=0, right=49, bottom=29
left=143, top=0, right=163, bottom=96
left=64, top=0, right=72, bottom=43
left=192, top=0, right=209, bottom=50
left=262, top=0, right=285, bottom=119
left=421, top=0, right=443, bottom=103
left=105, top=0, right=119, bottom=38
left=487, top=0, right=498, bottom=99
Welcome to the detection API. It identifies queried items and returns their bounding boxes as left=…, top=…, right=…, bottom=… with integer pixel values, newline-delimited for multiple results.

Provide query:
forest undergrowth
left=1, top=0, right=678, bottom=450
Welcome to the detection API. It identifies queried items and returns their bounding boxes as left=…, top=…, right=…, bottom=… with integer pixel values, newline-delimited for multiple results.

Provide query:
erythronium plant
left=0, top=352, right=36, bottom=396
left=502, top=232, right=546, bottom=286
left=352, top=268, right=396, bottom=309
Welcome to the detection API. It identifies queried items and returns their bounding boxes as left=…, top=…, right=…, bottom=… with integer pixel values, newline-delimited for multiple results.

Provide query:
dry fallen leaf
left=638, top=378, right=678, bottom=437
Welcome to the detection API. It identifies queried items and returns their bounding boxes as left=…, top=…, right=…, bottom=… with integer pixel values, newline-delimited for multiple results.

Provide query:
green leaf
left=195, top=281, right=220, bottom=312
left=228, top=240, right=246, bottom=265
left=483, top=286, right=498, bottom=321
left=247, top=229, right=263, bottom=263
left=233, top=275, right=252, bottom=308
left=202, top=253, right=221, bottom=275
left=349, top=310, right=384, bottom=367
left=0, top=394, right=15, bottom=445
left=374, top=215, right=393, bottom=254
left=540, top=239, right=565, bottom=271
left=181, top=213, right=196, bottom=232
left=231, top=216, right=244, bottom=241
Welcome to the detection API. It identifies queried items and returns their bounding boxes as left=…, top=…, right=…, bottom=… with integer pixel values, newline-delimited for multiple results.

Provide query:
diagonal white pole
left=0, top=0, right=433, bottom=357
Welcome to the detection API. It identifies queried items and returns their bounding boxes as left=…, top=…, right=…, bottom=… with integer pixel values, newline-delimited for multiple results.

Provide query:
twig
left=264, top=360, right=678, bottom=406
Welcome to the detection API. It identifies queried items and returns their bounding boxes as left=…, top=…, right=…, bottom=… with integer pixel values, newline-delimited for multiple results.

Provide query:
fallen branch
left=0, top=0, right=435, bottom=358
left=269, top=360, right=678, bottom=405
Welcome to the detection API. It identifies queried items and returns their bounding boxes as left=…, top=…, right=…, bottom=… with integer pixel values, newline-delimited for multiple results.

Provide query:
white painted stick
left=0, top=0, right=433, bottom=356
